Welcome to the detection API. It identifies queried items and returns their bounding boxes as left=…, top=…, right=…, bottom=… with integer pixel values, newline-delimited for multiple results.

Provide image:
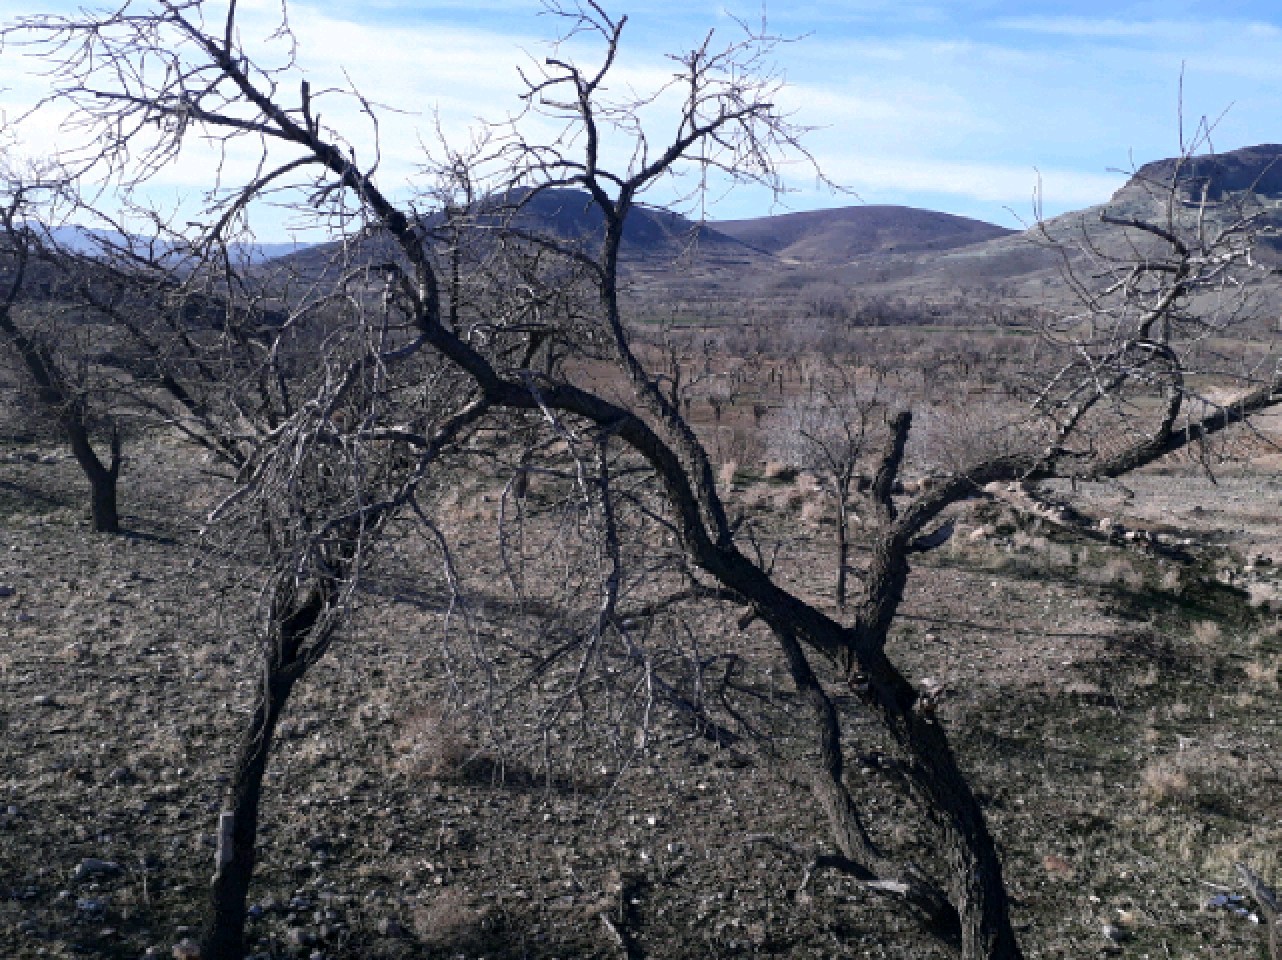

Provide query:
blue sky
left=3, top=0, right=1281, bottom=237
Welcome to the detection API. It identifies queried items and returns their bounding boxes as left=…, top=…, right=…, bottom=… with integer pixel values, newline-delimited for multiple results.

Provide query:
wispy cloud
left=2, top=0, right=1278, bottom=236
left=811, top=153, right=1126, bottom=210
left=991, top=17, right=1192, bottom=40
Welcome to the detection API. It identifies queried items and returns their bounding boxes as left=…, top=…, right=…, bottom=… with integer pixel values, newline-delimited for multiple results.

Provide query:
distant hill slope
left=266, top=186, right=772, bottom=282
left=712, top=205, right=1014, bottom=264
left=511, top=188, right=759, bottom=259
left=263, top=148, right=1282, bottom=327
left=816, top=143, right=1282, bottom=312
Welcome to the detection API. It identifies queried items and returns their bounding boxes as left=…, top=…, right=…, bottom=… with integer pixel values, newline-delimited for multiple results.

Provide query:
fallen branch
left=1236, top=863, right=1280, bottom=960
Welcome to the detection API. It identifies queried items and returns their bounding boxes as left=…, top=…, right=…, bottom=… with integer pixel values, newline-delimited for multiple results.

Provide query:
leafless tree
left=771, top=358, right=890, bottom=609
left=0, top=170, right=128, bottom=531
left=10, top=4, right=1282, bottom=960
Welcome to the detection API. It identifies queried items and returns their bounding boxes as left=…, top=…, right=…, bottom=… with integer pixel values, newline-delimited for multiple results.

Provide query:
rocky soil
left=2, top=435, right=1280, bottom=960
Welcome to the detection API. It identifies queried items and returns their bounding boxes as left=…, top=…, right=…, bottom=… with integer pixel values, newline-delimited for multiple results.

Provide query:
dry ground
left=1, top=428, right=1280, bottom=960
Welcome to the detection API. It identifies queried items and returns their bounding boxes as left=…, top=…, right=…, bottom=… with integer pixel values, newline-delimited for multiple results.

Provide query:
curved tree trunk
left=853, top=642, right=1023, bottom=960
left=774, top=625, right=962, bottom=944
left=200, top=666, right=298, bottom=960
left=835, top=496, right=850, bottom=610
left=200, top=576, right=336, bottom=960
left=65, top=416, right=121, bottom=534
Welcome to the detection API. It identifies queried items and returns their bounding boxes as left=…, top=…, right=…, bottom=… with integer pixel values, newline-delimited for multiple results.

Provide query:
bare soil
left=1, top=430, right=1280, bottom=960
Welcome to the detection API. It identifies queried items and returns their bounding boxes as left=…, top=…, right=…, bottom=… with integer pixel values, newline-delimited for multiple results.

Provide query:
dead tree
left=11, top=4, right=1282, bottom=959
left=771, top=358, right=888, bottom=608
left=0, top=177, right=127, bottom=532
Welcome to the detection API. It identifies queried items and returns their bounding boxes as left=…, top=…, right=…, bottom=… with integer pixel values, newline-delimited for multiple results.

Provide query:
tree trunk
left=835, top=496, right=850, bottom=610
left=0, top=304, right=123, bottom=534
left=200, top=667, right=299, bottom=960
left=775, top=625, right=961, bottom=945
left=64, top=414, right=122, bottom=534
left=86, top=463, right=120, bottom=533
left=862, top=647, right=1024, bottom=960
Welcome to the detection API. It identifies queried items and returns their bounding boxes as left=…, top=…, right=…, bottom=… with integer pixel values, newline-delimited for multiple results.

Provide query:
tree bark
left=835, top=493, right=850, bottom=610
left=65, top=415, right=121, bottom=533
left=859, top=646, right=1023, bottom=960
left=774, top=624, right=962, bottom=945
left=200, top=666, right=299, bottom=960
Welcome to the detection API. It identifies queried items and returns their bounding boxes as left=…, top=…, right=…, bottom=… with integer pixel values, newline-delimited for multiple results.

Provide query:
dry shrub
left=1191, top=620, right=1223, bottom=645
left=391, top=707, right=474, bottom=780
left=1244, top=654, right=1280, bottom=690
left=1199, top=841, right=1281, bottom=888
left=771, top=486, right=805, bottom=513
left=1139, top=758, right=1193, bottom=807
left=799, top=497, right=827, bottom=526
left=1246, top=581, right=1278, bottom=611
left=1010, top=531, right=1048, bottom=553
left=1159, top=567, right=1184, bottom=594
left=1078, top=552, right=1146, bottom=589
left=738, top=483, right=775, bottom=512
left=1041, top=854, right=1076, bottom=879
left=718, top=460, right=738, bottom=491
left=762, top=459, right=798, bottom=482
left=411, top=888, right=490, bottom=948
left=1043, top=542, right=1074, bottom=568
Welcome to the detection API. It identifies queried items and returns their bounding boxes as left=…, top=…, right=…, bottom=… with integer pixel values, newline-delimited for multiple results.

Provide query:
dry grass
left=1243, top=654, right=1280, bottom=690
left=762, top=459, right=797, bottom=482
left=1138, top=757, right=1193, bottom=807
left=1191, top=620, right=1223, bottom=645
left=390, top=706, right=476, bottom=780
left=717, top=460, right=738, bottom=491
left=410, top=888, right=491, bottom=948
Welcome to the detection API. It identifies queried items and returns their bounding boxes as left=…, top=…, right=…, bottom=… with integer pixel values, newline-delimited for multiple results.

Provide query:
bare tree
left=771, top=358, right=890, bottom=609
left=0, top=172, right=128, bottom=532
left=10, top=4, right=1282, bottom=960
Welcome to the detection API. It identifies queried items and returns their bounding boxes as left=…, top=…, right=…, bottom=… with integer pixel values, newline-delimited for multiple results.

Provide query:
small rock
left=143, top=948, right=164, bottom=959
left=285, top=927, right=314, bottom=947
left=73, top=858, right=123, bottom=881
left=171, top=938, right=201, bottom=960
left=75, top=897, right=107, bottom=915
left=376, top=917, right=405, bottom=938
left=1101, top=922, right=1129, bottom=943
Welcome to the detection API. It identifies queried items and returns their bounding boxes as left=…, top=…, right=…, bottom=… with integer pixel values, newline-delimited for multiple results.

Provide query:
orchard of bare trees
left=1, top=3, right=1280, bottom=960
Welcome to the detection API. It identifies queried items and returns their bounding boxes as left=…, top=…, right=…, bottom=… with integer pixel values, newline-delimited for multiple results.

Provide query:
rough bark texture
left=200, top=582, right=330, bottom=960
left=199, top=669, right=298, bottom=960
left=65, top=416, right=121, bottom=534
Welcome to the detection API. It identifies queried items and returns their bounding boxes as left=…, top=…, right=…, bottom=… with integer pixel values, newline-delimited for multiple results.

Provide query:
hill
left=712, top=205, right=1013, bottom=264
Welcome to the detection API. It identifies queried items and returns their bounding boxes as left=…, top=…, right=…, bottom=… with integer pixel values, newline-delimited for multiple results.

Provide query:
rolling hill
left=711, top=205, right=1013, bottom=264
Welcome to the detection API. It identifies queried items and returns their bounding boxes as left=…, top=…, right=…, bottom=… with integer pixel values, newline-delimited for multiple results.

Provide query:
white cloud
left=991, top=17, right=1192, bottom=40
left=811, top=153, right=1126, bottom=210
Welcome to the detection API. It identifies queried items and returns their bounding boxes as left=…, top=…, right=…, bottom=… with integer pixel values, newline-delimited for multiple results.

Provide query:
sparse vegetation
left=1, top=3, right=1281, bottom=960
